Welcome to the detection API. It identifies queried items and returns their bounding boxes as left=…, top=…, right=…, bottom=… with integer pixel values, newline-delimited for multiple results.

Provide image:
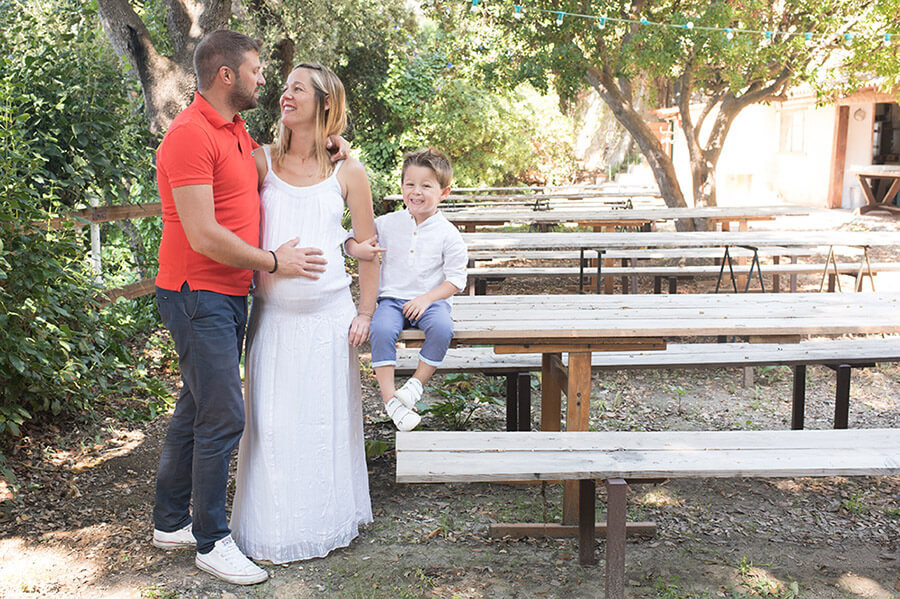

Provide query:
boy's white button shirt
left=375, top=209, right=468, bottom=303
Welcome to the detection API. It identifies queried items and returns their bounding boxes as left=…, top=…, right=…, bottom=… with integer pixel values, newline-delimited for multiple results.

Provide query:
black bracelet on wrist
left=268, top=250, right=278, bottom=274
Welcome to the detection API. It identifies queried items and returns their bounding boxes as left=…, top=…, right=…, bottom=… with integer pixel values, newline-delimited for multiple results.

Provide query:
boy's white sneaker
left=386, top=397, right=421, bottom=432
left=152, top=522, right=196, bottom=549
left=394, top=377, right=424, bottom=409
left=195, top=535, right=268, bottom=585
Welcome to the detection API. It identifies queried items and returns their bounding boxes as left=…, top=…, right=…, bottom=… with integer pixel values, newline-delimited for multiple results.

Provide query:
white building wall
left=842, top=103, right=875, bottom=209
left=668, top=97, right=843, bottom=208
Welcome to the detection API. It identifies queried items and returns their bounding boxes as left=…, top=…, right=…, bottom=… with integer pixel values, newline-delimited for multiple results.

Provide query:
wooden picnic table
left=380, top=185, right=662, bottom=211
left=398, top=292, right=900, bottom=524
left=463, top=230, right=900, bottom=293
left=445, top=205, right=809, bottom=232
left=852, top=165, right=900, bottom=214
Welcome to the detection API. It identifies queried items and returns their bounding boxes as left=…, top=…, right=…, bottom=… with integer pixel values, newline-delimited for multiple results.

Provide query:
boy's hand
left=325, top=135, right=351, bottom=162
left=402, top=296, right=432, bottom=321
left=347, top=235, right=386, bottom=261
left=348, top=313, right=370, bottom=347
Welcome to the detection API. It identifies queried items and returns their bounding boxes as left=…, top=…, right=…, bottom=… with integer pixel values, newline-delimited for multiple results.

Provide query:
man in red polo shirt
left=150, top=30, right=344, bottom=585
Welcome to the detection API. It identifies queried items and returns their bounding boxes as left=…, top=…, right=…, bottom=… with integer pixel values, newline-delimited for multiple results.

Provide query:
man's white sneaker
left=195, top=535, right=268, bottom=585
left=386, top=397, right=421, bottom=432
left=394, top=377, right=424, bottom=409
left=152, top=523, right=196, bottom=549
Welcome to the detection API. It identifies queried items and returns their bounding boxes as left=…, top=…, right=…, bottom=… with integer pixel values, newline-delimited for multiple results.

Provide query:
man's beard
left=230, top=80, right=258, bottom=112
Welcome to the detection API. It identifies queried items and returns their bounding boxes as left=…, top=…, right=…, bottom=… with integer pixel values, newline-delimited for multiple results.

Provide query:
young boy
left=347, top=148, right=467, bottom=431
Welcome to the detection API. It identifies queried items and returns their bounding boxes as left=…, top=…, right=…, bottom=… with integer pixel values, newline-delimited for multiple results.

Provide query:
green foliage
left=0, top=0, right=166, bottom=440
left=437, top=0, right=900, bottom=206
left=364, top=438, right=392, bottom=462
left=240, top=3, right=577, bottom=207
left=4, top=0, right=155, bottom=210
left=350, top=27, right=577, bottom=196
left=421, top=373, right=504, bottom=430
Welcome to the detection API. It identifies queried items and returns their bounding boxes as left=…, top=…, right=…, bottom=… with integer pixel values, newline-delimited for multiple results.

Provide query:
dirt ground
left=1, top=210, right=899, bottom=599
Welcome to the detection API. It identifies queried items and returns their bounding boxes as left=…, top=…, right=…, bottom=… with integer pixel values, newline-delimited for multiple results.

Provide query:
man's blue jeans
left=153, top=284, right=247, bottom=554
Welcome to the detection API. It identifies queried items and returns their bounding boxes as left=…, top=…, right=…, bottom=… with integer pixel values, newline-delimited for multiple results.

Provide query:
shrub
left=0, top=0, right=165, bottom=439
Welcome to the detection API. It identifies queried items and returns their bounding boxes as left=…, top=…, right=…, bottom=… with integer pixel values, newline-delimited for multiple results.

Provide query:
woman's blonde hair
left=271, top=62, right=347, bottom=179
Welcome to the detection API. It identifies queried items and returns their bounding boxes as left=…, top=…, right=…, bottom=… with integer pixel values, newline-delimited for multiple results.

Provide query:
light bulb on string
left=725, top=28, right=733, bottom=40
left=684, top=21, right=694, bottom=30
left=597, top=16, right=607, bottom=29
left=556, top=12, right=564, bottom=26
left=765, top=31, right=772, bottom=40
left=470, top=0, right=479, bottom=12
left=513, top=5, right=523, bottom=19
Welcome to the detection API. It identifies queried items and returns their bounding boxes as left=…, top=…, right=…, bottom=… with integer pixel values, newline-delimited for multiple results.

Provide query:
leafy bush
left=349, top=39, right=577, bottom=200
left=421, top=373, right=504, bottom=430
left=0, top=0, right=166, bottom=439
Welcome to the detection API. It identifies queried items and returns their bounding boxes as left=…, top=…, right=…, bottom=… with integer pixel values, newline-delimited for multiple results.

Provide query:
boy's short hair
left=401, top=148, right=453, bottom=188
left=194, top=30, right=261, bottom=92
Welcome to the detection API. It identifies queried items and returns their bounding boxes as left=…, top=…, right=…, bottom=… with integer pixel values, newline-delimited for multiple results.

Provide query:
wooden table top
left=444, top=205, right=809, bottom=225
left=461, top=230, right=900, bottom=251
left=851, top=165, right=900, bottom=177
left=398, top=292, right=900, bottom=343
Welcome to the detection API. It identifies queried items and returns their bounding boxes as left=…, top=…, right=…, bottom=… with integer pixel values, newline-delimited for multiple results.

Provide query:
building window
left=779, top=110, right=805, bottom=154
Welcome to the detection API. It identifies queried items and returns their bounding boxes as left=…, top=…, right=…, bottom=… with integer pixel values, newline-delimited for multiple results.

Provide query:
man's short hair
left=401, top=148, right=453, bottom=188
left=193, top=30, right=261, bottom=91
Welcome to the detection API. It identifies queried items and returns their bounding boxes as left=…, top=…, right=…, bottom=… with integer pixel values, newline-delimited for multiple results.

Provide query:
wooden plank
left=446, top=293, right=898, bottom=316
left=827, top=106, right=850, bottom=209
left=462, top=231, right=900, bottom=251
left=395, top=429, right=900, bottom=483
left=493, top=339, right=666, bottom=354
left=100, top=277, right=156, bottom=305
left=392, top=339, right=900, bottom=374
left=469, top=262, right=900, bottom=277
left=467, top=246, right=864, bottom=262
left=397, top=429, right=898, bottom=452
left=397, top=294, right=900, bottom=344
left=541, top=354, right=562, bottom=431
left=50, top=202, right=163, bottom=228
left=563, top=351, right=593, bottom=523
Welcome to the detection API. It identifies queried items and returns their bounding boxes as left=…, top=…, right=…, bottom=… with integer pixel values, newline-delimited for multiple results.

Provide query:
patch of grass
left=840, top=489, right=868, bottom=515
left=421, top=373, right=504, bottom=430
left=754, top=365, right=789, bottom=385
left=733, top=556, right=801, bottom=598
left=651, top=576, right=714, bottom=598
left=365, top=438, right=392, bottom=462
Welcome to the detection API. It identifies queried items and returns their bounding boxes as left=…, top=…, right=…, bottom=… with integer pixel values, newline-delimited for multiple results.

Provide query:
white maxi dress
left=230, top=146, right=372, bottom=563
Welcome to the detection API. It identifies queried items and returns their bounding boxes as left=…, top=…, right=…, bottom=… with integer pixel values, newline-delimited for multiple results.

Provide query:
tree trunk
left=585, top=65, right=693, bottom=230
left=96, top=0, right=231, bottom=132
left=676, top=63, right=793, bottom=223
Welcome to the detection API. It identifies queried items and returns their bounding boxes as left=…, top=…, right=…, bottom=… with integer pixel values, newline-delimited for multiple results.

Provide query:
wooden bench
left=467, top=261, right=900, bottom=294
left=395, top=338, right=900, bottom=431
left=466, top=246, right=871, bottom=294
left=395, top=428, right=900, bottom=599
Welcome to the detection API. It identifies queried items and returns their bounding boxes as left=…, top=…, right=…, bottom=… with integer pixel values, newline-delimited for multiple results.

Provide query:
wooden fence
left=55, top=202, right=163, bottom=305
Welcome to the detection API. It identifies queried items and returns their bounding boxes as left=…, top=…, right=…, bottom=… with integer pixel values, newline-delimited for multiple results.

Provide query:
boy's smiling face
left=402, top=165, right=451, bottom=225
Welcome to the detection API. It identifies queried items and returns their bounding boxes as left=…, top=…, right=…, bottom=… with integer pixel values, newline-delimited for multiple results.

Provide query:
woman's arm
left=340, top=158, right=379, bottom=346
left=252, top=147, right=268, bottom=191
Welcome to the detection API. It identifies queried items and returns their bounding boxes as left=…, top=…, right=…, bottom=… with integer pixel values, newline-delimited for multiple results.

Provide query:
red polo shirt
left=155, top=93, right=260, bottom=296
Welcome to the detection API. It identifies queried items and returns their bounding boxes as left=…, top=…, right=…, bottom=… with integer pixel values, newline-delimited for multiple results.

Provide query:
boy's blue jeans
left=370, top=297, right=453, bottom=367
left=153, top=284, right=247, bottom=554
